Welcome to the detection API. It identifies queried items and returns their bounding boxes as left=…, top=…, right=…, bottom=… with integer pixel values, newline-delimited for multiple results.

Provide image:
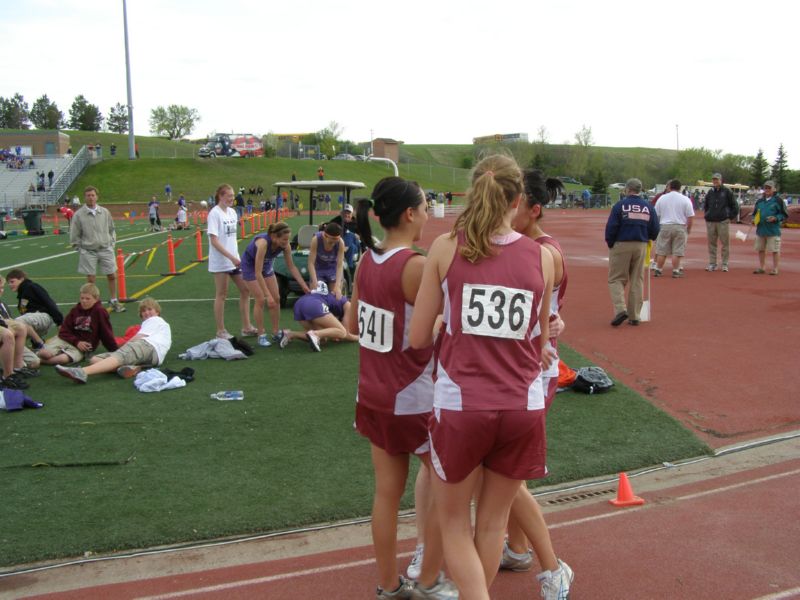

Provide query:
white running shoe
left=278, top=329, right=291, bottom=349
left=376, top=576, right=414, bottom=599
left=257, top=334, right=272, bottom=347
left=537, top=558, right=573, bottom=600
left=307, top=331, right=321, bottom=352
left=500, top=540, right=533, bottom=572
left=406, top=543, right=424, bottom=580
left=411, top=573, right=458, bottom=599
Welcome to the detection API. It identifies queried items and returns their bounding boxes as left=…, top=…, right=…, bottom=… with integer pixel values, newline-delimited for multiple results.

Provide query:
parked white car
left=609, top=183, right=626, bottom=189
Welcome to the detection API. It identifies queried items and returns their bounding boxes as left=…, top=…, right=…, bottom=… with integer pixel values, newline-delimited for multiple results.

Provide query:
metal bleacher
left=0, top=146, right=90, bottom=213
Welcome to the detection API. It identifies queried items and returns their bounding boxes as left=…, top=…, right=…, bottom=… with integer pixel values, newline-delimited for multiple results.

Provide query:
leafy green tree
left=29, top=95, right=64, bottom=129
left=107, top=102, right=129, bottom=134
left=69, top=95, right=103, bottom=131
left=716, top=153, right=750, bottom=186
left=783, top=169, right=800, bottom=194
left=771, top=144, right=788, bottom=191
left=316, top=121, right=343, bottom=159
left=0, top=93, right=31, bottom=129
left=149, top=105, right=200, bottom=139
left=261, top=133, right=277, bottom=158
left=749, top=149, right=769, bottom=188
left=673, top=147, right=719, bottom=185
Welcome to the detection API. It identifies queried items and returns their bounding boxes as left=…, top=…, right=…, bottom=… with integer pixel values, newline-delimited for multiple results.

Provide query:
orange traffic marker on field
left=160, top=234, right=185, bottom=277
left=609, top=472, right=645, bottom=507
left=192, top=229, right=206, bottom=263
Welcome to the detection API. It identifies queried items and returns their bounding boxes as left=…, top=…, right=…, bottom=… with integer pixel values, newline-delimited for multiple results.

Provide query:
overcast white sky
left=2, top=0, right=797, bottom=166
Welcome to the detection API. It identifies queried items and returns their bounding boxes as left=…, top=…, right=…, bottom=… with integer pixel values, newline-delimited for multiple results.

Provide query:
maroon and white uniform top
left=435, top=232, right=546, bottom=411
left=356, top=247, right=434, bottom=415
left=535, top=234, right=568, bottom=379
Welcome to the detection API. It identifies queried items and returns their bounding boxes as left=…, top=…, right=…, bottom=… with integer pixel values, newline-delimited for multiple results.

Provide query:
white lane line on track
left=135, top=468, right=800, bottom=599
left=135, top=557, right=385, bottom=600
left=751, top=589, right=800, bottom=600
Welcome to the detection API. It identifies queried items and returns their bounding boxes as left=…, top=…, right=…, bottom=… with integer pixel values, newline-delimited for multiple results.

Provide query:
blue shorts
left=293, top=293, right=347, bottom=322
left=241, top=263, right=273, bottom=282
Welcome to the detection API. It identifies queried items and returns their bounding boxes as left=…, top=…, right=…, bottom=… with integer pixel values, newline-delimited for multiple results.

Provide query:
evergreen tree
left=68, top=95, right=103, bottom=131
left=107, top=103, right=129, bottom=134
left=749, top=149, right=769, bottom=188
left=591, top=170, right=607, bottom=195
left=771, top=144, right=788, bottom=191
left=30, top=95, right=65, bottom=129
left=0, top=93, right=31, bottom=129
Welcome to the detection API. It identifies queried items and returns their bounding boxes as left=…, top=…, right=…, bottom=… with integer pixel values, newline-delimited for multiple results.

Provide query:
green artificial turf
left=0, top=220, right=709, bottom=568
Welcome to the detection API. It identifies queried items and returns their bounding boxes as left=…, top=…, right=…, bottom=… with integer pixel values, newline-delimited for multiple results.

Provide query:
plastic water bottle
left=210, top=390, right=244, bottom=401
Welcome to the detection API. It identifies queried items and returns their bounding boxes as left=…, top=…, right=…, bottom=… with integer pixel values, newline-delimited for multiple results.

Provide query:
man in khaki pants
left=604, top=178, right=660, bottom=326
left=70, top=186, right=126, bottom=313
left=703, top=173, right=738, bottom=272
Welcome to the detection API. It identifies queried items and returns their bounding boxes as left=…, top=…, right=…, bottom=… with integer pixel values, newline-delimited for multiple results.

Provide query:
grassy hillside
left=63, top=130, right=199, bottom=159
left=65, top=156, right=472, bottom=204
left=33, top=131, right=681, bottom=201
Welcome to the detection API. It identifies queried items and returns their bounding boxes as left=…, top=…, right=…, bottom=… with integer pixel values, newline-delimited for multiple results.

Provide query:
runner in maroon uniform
left=498, top=169, right=574, bottom=598
left=347, top=177, right=455, bottom=599
left=409, top=155, right=567, bottom=599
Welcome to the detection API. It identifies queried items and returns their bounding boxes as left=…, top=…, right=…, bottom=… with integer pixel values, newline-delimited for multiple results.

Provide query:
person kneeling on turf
left=38, top=283, right=118, bottom=366
left=278, top=282, right=357, bottom=352
left=56, top=297, right=171, bottom=383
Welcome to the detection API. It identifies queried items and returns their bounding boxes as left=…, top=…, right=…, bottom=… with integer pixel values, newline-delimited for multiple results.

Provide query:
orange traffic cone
left=609, top=472, right=645, bottom=507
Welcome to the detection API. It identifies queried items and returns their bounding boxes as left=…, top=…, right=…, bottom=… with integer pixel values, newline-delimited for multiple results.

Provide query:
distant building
left=0, top=130, right=70, bottom=156
left=372, top=138, right=401, bottom=163
left=473, top=132, right=529, bottom=145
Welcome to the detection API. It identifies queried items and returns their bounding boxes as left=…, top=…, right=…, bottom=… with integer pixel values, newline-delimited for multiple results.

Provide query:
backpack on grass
left=572, top=367, right=614, bottom=394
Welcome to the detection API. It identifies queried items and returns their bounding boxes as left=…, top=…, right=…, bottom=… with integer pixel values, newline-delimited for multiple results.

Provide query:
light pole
left=675, top=124, right=679, bottom=152
left=122, top=0, right=135, bottom=159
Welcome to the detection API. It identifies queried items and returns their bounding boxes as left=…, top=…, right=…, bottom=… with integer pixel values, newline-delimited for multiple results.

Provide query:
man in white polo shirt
left=653, top=179, right=694, bottom=278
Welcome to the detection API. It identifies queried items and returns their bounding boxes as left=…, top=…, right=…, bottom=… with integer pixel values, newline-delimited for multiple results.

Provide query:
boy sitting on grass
left=0, top=274, right=40, bottom=381
left=38, top=283, right=118, bottom=366
left=5, top=268, right=63, bottom=350
left=56, top=297, right=171, bottom=384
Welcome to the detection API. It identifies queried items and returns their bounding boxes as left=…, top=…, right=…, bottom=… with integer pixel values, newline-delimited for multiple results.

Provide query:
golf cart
left=271, top=180, right=366, bottom=307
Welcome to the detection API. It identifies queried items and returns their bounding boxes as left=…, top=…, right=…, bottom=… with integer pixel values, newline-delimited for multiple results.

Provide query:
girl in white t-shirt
left=207, top=184, right=255, bottom=339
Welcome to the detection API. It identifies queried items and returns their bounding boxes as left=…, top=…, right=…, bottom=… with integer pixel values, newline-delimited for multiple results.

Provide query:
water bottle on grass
left=210, top=391, right=244, bottom=401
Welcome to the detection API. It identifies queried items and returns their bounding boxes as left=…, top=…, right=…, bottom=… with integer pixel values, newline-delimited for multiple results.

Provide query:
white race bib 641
left=358, top=300, right=394, bottom=352
left=461, top=284, right=533, bottom=340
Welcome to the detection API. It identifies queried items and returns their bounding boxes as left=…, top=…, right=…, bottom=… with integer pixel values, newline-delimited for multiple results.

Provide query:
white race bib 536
left=461, top=284, right=533, bottom=340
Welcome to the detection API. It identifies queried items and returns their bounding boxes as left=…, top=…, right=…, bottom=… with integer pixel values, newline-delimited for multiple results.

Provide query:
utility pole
left=675, top=124, right=680, bottom=152
left=122, top=0, right=136, bottom=159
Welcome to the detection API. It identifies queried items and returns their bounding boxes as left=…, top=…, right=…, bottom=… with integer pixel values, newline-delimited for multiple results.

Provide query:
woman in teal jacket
left=752, top=180, right=789, bottom=275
